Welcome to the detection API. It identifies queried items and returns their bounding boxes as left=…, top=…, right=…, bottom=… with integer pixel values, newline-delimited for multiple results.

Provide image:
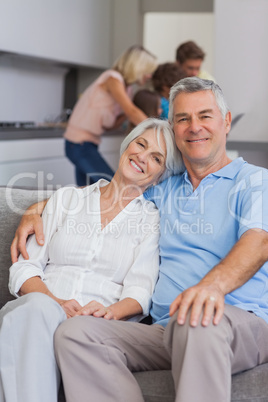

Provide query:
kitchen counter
left=0, top=127, right=65, bottom=141
left=0, top=126, right=126, bottom=141
left=0, top=125, right=267, bottom=148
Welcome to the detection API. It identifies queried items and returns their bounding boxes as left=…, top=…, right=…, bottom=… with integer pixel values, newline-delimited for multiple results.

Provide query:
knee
left=54, top=316, right=78, bottom=351
left=24, top=293, right=63, bottom=316
left=17, top=293, right=65, bottom=327
left=55, top=316, right=90, bottom=354
left=54, top=316, right=109, bottom=356
left=164, top=310, right=229, bottom=354
left=1, top=293, right=65, bottom=335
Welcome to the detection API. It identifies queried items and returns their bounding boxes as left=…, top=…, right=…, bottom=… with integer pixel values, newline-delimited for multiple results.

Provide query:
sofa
left=1, top=186, right=268, bottom=402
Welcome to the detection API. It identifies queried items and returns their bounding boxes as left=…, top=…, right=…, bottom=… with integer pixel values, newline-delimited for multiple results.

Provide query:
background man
left=176, top=40, right=215, bottom=81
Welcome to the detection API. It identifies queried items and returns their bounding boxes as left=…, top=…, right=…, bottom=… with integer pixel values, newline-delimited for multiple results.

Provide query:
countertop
left=0, top=126, right=126, bottom=141
left=0, top=126, right=268, bottom=151
left=0, top=126, right=65, bottom=140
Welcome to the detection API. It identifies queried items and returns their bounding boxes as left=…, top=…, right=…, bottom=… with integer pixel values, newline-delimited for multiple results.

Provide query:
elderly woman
left=0, top=118, right=183, bottom=402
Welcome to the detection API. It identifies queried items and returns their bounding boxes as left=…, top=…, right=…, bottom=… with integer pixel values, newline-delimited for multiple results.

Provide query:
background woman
left=64, top=45, right=158, bottom=186
left=1, top=118, right=183, bottom=402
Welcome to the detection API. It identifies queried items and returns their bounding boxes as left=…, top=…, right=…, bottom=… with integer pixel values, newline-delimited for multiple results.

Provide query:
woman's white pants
left=0, top=293, right=66, bottom=402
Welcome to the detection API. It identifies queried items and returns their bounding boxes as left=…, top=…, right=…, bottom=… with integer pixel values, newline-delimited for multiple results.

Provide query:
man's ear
left=225, top=111, right=232, bottom=134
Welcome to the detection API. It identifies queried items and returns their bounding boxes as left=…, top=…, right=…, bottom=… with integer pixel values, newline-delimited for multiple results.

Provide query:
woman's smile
left=129, top=159, right=144, bottom=173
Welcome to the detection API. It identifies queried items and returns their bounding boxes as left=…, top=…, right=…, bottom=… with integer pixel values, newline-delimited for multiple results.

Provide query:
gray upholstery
left=1, top=187, right=268, bottom=402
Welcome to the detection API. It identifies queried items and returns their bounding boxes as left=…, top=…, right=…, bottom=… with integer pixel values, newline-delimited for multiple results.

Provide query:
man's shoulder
left=235, top=160, right=268, bottom=181
left=144, top=174, right=184, bottom=203
left=218, top=158, right=268, bottom=183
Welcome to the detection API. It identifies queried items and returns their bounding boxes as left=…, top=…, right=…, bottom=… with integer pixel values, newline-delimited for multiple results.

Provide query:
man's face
left=172, top=90, right=231, bottom=169
left=180, top=59, right=202, bottom=77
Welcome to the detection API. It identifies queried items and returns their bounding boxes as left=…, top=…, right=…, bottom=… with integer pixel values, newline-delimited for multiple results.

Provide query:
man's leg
left=164, top=304, right=268, bottom=402
left=0, top=293, right=66, bottom=402
left=55, top=316, right=170, bottom=402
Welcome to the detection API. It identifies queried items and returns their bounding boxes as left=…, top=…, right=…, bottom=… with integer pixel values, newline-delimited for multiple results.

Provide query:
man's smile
left=186, top=138, right=209, bottom=143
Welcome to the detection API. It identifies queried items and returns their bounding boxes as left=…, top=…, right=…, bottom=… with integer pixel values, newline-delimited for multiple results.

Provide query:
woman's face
left=119, top=128, right=167, bottom=191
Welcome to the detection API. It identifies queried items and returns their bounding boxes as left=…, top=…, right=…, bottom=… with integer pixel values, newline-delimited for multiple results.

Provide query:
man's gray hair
left=168, top=77, right=229, bottom=126
left=120, top=118, right=184, bottom=183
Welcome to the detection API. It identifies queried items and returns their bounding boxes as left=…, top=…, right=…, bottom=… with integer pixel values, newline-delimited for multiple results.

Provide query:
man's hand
left=10, top=200, right=48, bottom=263
left=169, top=229, right=268, bottom=328
left=74, top=300, right=114, bottom=320
left=11, top=214, right=44, bottom=263
left=169, top=283, right=225, bottom=327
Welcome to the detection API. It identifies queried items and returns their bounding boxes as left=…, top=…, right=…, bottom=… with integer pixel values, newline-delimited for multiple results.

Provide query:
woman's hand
left=11, top=200, right=48, bottom=263
left=74, top=300, right=114, bottom=320
left=75, top=298, right=143, bottom=321
left=57, top=298, right=83, bottom=319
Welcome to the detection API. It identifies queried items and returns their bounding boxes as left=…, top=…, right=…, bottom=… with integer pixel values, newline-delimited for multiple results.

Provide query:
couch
left=1, top=187, right=268, bottom=402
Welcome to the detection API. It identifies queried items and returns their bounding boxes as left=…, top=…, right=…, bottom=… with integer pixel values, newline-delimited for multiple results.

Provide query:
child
left=128, top=89, right=162, bottom=132
left=152, top=62, right=185, bottom=119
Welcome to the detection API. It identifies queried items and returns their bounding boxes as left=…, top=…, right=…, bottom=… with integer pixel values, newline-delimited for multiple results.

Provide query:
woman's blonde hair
left=112, top=45, right=157, bottom=85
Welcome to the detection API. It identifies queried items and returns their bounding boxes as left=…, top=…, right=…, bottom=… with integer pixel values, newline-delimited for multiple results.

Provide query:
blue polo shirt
left=144, top=158, right=268, bottom=327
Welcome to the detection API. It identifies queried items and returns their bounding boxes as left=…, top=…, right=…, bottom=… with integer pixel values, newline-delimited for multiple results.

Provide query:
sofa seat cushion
left=133, top=365, right=268, bottom=402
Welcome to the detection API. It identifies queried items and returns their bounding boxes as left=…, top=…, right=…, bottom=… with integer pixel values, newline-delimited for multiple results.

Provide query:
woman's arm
left=10, top=189, right=83, bottom=317
left=105, top=76, right=147, bottom=126
left=19, top=276, right=82, bottom=318
left=11, top=199, right=48, bottom=263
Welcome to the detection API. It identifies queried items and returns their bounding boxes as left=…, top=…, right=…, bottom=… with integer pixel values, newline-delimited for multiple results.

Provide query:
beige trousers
left=54, top=305, right=268, bottom=402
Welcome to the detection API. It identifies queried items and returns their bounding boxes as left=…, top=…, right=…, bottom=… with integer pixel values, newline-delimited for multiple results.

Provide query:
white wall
left=214, top=0, right=268, bottom=142
left=111, top=0, right=143, bottom=62
left=143, top=12, right=214, bottom=74
left=0, top=55, right=67, bottom=122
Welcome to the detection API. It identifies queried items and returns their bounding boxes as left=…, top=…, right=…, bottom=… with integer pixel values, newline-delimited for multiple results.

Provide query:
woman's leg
left=0, top=293, right=66, bottom=402
left=65, top=140, right=114, bottom=186
left=55, top=316, right=170, bottom=402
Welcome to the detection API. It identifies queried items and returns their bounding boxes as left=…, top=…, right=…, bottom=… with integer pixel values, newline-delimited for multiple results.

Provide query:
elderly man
left=11, top=78, right=268, bottom=401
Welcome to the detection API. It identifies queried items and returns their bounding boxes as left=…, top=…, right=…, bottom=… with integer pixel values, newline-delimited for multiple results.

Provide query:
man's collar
left=182, top=157, right=246, bottom=183
left=211, top=157, right=246, bottom=179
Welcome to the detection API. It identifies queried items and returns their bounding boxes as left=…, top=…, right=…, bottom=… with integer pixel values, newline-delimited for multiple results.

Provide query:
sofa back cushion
left=0, top=187, right=53, bottom=308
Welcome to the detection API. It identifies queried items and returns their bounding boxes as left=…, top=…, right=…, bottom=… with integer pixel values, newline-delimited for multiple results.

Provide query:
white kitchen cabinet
left=0, top=0, right=112, bottom=68
left=0, top=138, right=75, bottom=188
left=0, top=134, right=122, bottom=188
